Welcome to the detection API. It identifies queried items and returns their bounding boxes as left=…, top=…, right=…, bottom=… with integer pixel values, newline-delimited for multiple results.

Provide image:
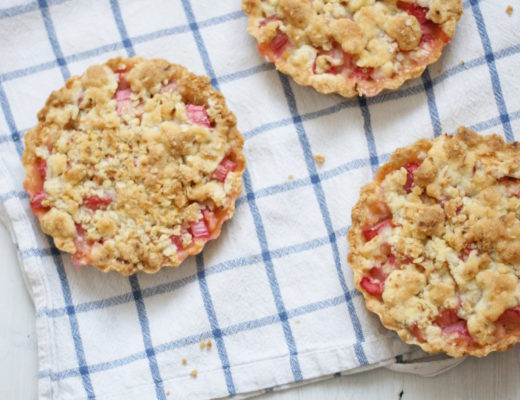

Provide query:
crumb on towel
left=313, top=154, right=325, bottom=165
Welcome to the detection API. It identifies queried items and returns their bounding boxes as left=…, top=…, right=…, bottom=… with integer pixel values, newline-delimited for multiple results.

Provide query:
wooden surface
left=1, top=222, right=518, bottom=400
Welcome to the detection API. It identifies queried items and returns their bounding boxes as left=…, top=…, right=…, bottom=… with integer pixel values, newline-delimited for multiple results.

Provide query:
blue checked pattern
left=0, top=0, right=519, bottom=398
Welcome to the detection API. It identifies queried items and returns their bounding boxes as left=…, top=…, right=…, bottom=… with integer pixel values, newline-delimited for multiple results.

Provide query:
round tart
left=22, top=57, right=245, bottom=275
left=348, top=127, right=520, bottom=357
left=242, top=0, right=462, bottom=97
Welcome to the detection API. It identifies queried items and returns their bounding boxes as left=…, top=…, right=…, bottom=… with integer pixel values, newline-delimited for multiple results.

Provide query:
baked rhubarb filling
left=243, top=0, right=462, bottom=97
left=348, top=127, right=520, bottom=357
left=22, top=57, right=245, bottom=275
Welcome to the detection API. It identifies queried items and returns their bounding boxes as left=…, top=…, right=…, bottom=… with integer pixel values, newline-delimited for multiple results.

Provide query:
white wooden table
left=1, top=221, right=518, bottom=399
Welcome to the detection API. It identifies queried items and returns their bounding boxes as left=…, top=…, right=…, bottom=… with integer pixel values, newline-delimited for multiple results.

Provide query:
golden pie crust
left=242, top=0, right=462, bottom=97
left=22, top=57, right=245, bottom=275
left=348, top=127, right=520, bottom=357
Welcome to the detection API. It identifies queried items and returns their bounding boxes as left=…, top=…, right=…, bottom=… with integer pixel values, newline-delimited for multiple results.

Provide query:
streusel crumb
left=313, top=154, right=325, bottom=165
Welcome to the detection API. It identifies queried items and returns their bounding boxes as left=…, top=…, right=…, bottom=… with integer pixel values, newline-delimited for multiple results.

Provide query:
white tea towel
left=0, top=0, right=518, bottom=398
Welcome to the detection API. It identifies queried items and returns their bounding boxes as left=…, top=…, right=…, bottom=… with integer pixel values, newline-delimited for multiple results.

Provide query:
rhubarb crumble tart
left=242, top=0, right=462, bottom=97
left=22, top=57, right=245, bottom=275
left=348, top=127, right=520, bottom=357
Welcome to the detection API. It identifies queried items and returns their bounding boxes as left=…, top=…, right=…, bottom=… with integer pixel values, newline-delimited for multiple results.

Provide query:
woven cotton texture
left=0, top=0, right=519, bottom=398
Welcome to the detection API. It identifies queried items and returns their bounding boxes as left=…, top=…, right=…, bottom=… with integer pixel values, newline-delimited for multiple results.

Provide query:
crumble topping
left=242, top=0, right=462, bottom=97
left=348, top=127, right=520, bottom=357
left=23, top=57, right=245, bottom=275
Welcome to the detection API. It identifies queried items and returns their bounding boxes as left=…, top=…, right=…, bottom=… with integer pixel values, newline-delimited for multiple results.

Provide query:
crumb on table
left=206, top=339, right=212, bottom=350
left=200, top=340, right=205, bottom=350
left=182, top=357, right=187, bottom=366
left=166, top=390, right=170, bottom=396
left=460, top=60, right=465, bottom=66
left=506, top=5, right=513, bottom=15
left=313, top=154, right=325, bottom=165
left=190, top=369, right=198, bottom=378
left=288, top=174, right=294, bottom=180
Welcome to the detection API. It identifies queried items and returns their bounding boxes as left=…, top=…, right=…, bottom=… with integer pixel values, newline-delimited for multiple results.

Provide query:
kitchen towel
left=0, top=0, right=518, bottom=398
